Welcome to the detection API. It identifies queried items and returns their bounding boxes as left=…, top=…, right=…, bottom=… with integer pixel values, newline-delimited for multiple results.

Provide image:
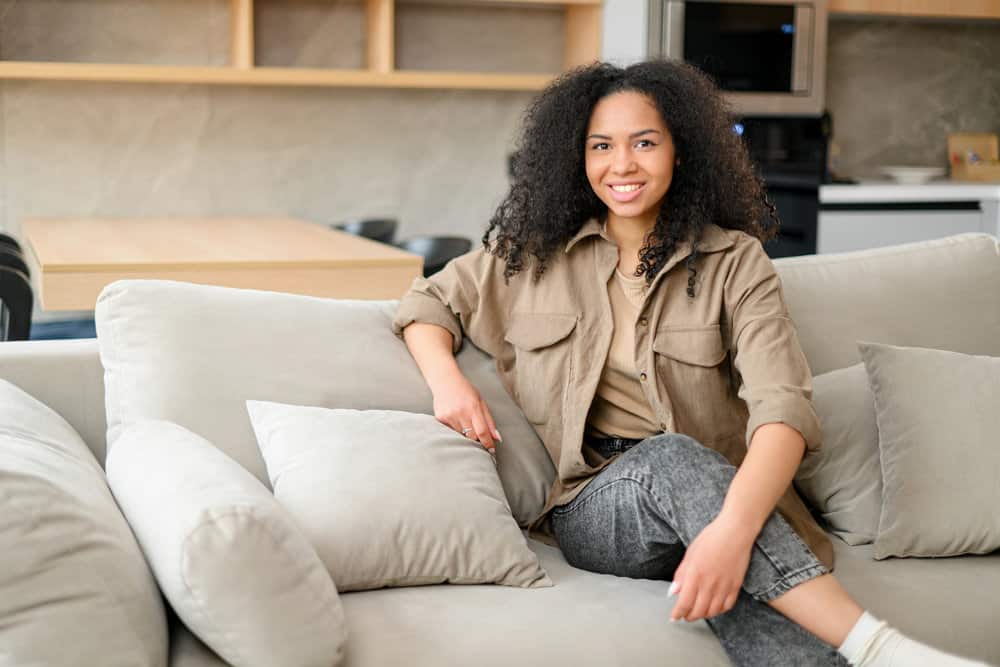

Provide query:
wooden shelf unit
left=0, top=0, right=602, bottom=91
left=829, top=0, right=1000, bottom=20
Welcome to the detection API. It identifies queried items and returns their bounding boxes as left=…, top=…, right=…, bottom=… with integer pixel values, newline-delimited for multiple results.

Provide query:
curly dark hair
left=483, top=59, right=779, bottom=296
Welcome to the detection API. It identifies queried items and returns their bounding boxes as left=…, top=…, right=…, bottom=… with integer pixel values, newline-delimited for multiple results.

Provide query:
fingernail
left=669, top=617, right=676, bottom=623
left=668, top=582, right=678, bottom=596
left=492, top=429, right=503, bottom=442
left=488, top=448, right=496, bottom=455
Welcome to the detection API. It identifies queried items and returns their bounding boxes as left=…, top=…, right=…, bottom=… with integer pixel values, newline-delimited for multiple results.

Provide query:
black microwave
left=648, top=0, right=829, bottom=116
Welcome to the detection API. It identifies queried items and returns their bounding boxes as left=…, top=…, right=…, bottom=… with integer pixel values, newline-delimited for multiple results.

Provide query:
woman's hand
left=431, top=370, right=502, bottom=452
left=668, top=516, right=756, bottom=623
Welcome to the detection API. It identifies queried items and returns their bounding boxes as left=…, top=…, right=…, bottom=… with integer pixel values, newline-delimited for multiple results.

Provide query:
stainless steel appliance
left=740, top=114, right=831, bottom=258
left=648, top=0, right=829, bottom=116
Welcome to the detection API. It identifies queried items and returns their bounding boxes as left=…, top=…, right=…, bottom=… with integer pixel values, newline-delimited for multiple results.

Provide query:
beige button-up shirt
left=392, top=219, right=834, bottom=570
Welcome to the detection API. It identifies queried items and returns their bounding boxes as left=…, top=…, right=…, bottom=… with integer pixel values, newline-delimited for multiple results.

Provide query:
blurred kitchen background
left=1, top=0, right=998, bottom=335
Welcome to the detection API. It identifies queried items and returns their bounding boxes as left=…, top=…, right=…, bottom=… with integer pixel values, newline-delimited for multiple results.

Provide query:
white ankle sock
left=837, top=611, right=993, bottom=667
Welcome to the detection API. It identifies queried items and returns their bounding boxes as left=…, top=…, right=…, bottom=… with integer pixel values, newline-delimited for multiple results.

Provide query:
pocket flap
left=652, top=326, right=727, bottom=367
left=504, top=313, right=578, bottom=351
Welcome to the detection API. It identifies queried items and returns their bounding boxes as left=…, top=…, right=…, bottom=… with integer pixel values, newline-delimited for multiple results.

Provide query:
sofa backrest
left=774, top=233, right=1000, bottom=376
left=2, top=232, right=997, bottom=463
left=0, top=338, right=108, bottom=463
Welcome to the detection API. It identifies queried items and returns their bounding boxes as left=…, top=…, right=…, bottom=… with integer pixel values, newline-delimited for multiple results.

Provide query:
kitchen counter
left=820, top=182, right=1000, bottom=204
left=816, top=182, right=999, bottom=254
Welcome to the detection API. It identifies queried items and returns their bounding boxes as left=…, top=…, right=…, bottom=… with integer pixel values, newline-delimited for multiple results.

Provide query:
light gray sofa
left=2, top=233, right=998, bottom=666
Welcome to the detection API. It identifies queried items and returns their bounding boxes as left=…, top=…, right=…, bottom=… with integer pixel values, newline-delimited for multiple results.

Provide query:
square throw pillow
left=793, top=363, right=882, bottom=545
left=96, top=280, right=554, bottom=526
left=0, top=379, right=167, bottom=667
left=106, top=420, right=347, bottom=667
left=247, top=400, right=553, bottom=592
left=858, top=341, right=1000, bottom=559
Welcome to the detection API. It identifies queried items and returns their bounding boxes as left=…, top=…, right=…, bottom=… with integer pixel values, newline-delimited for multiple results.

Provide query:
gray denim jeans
left=550, top=433, right=849, bottom=667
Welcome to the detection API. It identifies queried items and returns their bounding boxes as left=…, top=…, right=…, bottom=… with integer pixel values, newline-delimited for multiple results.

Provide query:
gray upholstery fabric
left=95, top=280, right=554, bottom=526
left=859, top=341, right=1000, bottom=559
left=793, top=363, right=882, bottom=545
left=168, top=536, right=1000, bottom=667
left=0, top=338, right=107, bottom=463
left=774, top=233, right=1000, bottom=375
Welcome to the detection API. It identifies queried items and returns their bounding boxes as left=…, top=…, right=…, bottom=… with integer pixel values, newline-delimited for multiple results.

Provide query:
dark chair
left=331, top=218, right=398, bottom=245
left=0, top=266, right=32, bottom=341
left=395, top=236, right=473, bottom=277
left=0, top=232, right=22, bottom=254
left=0, top=247, right=30, bottom=278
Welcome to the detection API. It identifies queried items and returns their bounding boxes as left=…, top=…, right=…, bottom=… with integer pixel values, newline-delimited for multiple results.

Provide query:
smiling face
left=584, top=90, right=676, bottom=230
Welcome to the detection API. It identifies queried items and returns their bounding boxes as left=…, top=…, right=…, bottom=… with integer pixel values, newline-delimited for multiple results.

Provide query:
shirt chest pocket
left=652, top=325, right=732, bottom=400
left=503, top=312, right=578, bottom=425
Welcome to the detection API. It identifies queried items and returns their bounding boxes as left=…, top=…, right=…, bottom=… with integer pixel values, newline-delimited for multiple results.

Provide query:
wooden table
left=22, top=217, right=424, bottom=311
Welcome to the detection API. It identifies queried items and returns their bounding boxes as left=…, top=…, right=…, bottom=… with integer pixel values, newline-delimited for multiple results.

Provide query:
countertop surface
left=820, top=182, right=1000, bottom=203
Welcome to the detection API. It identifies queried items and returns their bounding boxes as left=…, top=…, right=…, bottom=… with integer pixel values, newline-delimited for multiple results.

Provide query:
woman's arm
left=401, top=322, right=502, bottom=451
left=717, top=422, right=807, bottom=536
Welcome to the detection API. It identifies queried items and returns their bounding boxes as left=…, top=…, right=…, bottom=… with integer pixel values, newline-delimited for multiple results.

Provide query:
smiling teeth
left=611, top=184, right=642, bottom=192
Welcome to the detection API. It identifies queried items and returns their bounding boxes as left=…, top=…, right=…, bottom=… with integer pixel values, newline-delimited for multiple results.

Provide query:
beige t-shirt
left=585, top=267, right=662, bottom=440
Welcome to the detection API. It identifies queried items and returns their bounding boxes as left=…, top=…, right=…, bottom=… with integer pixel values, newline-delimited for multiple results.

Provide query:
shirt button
left=639, top=372, right=647, bottom=381
left=638, top=317, right=648, bottom=326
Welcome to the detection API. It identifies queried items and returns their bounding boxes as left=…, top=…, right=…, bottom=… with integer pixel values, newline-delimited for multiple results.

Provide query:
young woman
left=391, top=60, right=988, bottom=667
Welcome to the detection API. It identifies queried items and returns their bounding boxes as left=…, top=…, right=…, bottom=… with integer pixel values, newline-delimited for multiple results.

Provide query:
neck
left=604, top=212, right=658, bottom=275
left=605, top=212, right=656, bottom=256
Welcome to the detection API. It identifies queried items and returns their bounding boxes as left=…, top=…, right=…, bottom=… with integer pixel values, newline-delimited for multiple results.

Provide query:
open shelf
left=0, top=0, right=601, bottom=91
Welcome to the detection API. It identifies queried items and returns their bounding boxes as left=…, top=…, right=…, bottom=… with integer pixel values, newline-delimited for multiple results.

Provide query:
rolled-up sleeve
left=391, top=246, right=507, bottom=357
left=725, top=240, right=822, bottom=453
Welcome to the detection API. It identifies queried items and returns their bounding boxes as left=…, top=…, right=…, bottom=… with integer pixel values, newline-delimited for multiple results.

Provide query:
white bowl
left=878, top=166, right=947, bottom=185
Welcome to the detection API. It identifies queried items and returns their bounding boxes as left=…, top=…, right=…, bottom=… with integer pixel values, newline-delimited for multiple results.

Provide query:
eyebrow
left=587, top=129, right=662, bottom=140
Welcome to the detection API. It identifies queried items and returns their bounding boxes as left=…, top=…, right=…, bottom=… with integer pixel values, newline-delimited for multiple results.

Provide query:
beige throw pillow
left=95, top=280, right=554, bottom=527
left=247, top=401, right=553, bottom=592
left=793, top=363, right=882, bottom=545
left=0, top=380, right=167, bottom=666
left=858, top=341, right=1000, bottom=559
left=106, top=420, right=347, bottom=667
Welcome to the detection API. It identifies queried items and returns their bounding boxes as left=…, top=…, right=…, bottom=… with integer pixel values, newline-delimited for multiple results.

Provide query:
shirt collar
left=564, top=218, right=737, bottom=256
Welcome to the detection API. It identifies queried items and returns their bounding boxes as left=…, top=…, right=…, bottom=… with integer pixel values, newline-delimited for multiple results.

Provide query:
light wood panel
left=829, top=0, right=1000, bottom=18
left=23, top=218, right=424, bottom=310
left=564, top=4, right=602, bottom=69
left=366, top=0, right=395, bottom=73
left=230, top=0, right=255, bottom=68
left=0, top=0, right=602, bottom=90
left=0, top=61, right=555, bottom=90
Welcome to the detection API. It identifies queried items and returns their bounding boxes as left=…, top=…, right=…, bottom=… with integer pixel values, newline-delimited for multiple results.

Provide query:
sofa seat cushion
left=167, top=533, right=1000, bottom=667
left=325, top=537, right=727, bottom=667
left=830, top=538, right=1000, bottom=665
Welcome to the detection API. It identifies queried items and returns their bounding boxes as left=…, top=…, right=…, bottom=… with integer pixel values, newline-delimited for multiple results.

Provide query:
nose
left=611, top=146, right=636, bottom=175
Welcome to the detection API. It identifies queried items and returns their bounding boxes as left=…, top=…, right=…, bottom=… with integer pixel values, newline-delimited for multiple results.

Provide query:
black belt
left=584, top=434, right=644, bottom=458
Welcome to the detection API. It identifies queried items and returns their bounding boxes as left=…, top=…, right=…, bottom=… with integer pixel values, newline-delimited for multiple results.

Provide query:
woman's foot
left=838, top=611, right=994, bottom=667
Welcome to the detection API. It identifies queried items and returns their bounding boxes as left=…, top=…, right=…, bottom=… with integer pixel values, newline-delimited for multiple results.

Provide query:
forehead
left=587, top=91, right=665, bottom=133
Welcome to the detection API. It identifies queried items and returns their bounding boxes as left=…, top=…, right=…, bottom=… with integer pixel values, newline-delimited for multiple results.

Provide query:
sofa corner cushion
left=793, top=363, right=882, bottom=545
left=858, top=341, right=1000, bottom=559
left=105, top=419, right=347, bottom=667
left=0, top=379, right=168, bottom=667
left=247, top=400, right=553, bottom=592
left=95, top=279, right=554, bottom=526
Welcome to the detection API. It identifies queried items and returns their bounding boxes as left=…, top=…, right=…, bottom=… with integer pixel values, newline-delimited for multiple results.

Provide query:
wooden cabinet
left=0, top=0, right=601, bottom=91
left=829, top=0, right=1000, bottom=19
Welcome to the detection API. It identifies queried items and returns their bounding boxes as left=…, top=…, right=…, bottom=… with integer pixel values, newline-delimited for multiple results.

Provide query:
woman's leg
left=550, top=433, right=848, bottom=667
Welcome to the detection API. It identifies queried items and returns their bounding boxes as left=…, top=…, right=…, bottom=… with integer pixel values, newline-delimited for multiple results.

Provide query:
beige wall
left=0, top=0, right=564, bottom=245
left=826, top=17, right=1000, bottom=179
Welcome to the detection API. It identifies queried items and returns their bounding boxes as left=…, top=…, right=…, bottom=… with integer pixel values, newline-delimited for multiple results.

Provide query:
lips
left=607, top=182, right=646, bottom=203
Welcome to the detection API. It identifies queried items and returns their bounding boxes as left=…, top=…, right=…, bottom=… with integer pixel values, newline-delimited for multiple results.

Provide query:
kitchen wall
left=0, top=0, right=564, bottom=243
left=826, top=17, right=1000, bottom=180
